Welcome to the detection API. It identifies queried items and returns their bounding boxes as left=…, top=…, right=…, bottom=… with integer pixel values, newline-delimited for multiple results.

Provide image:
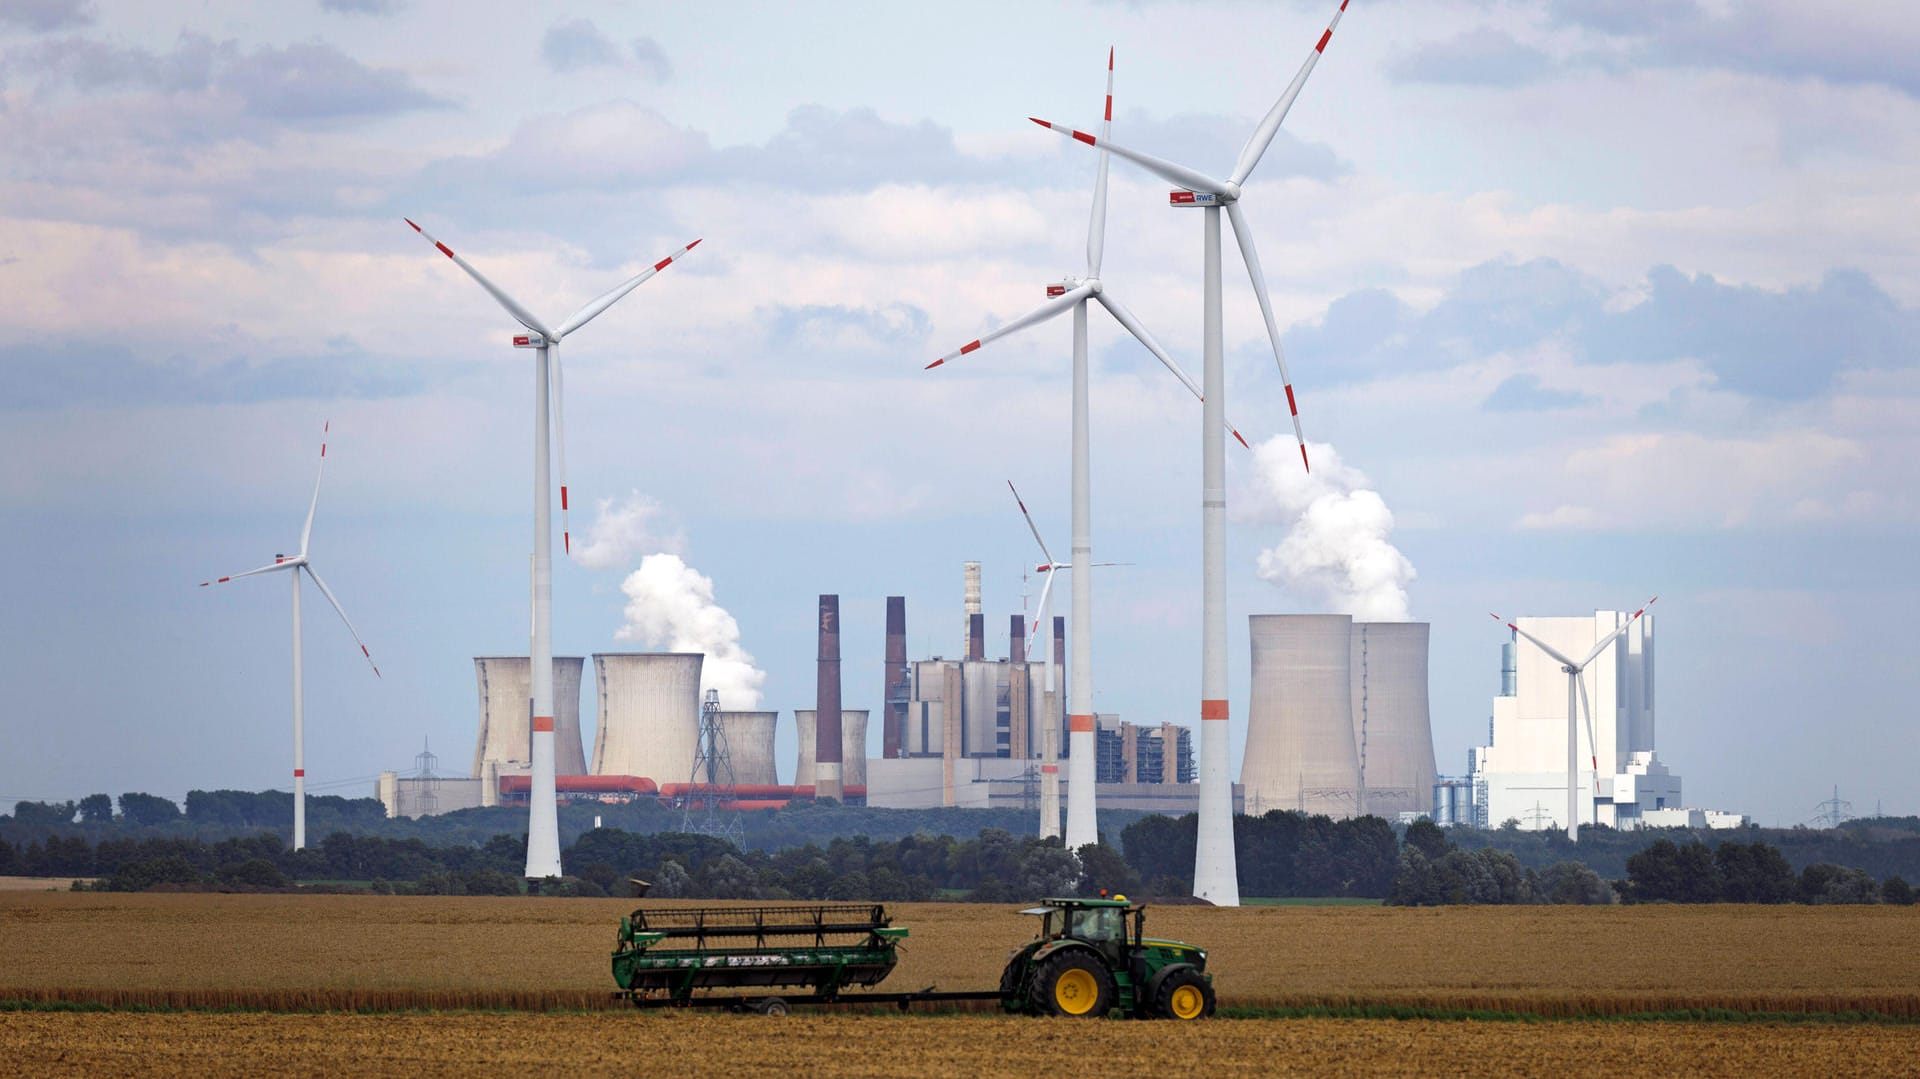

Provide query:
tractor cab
left=1020, top=897, right=1139, bottom=964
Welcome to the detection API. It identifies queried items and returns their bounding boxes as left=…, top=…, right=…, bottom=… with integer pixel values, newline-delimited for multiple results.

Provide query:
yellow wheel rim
left=1168, top=984, right=1205, bottom=1020
left=1054, top=968, right=1099, bottom=1015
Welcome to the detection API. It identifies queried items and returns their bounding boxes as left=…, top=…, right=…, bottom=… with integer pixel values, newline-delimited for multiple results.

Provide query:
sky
left=2, top=0, right=1916, bottom=827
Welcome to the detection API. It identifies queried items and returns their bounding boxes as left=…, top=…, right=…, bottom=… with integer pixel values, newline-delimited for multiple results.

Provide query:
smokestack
left=815, top=594, right=843, bottom=800
left=1009, top=614, right=1029, bottom=760
left=1009, top=614, right=1026, bottom=663
left=884, top=596, right=907, bottom=760
left=963, top=561, right=981, bottom=656
left=969, top=613, right=985, bottom=662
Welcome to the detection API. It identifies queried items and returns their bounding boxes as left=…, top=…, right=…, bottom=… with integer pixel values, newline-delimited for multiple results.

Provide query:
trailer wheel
left=1029, top=951, right=1114, bottom=1018
left=1151, top=968, right=1215, bottom=1020
left=754, top=997, right=790, bottom=1017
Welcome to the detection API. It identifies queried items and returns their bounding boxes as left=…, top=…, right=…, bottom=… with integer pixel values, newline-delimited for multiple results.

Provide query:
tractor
left=997, top=896, right=1215, bottom=1019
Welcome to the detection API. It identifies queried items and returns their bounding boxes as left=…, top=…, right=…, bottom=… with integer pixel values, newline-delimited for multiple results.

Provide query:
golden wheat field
left=3, top=892, right=1917, bottom=1017
left=3, top=1012, right=1917, bottom=1079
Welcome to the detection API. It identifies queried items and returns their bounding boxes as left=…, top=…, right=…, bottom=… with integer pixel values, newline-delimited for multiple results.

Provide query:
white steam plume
left=578, top=494, right=765, bottom=708
left=1242, top=438, right=1415, bottom=621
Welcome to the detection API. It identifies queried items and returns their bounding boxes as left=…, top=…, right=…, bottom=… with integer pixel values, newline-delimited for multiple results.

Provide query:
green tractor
left=997, top=896, right=1215, bottom=1020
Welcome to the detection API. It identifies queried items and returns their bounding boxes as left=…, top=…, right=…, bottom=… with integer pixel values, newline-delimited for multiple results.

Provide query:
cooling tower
left=717, top=710, right=778, bottom=786
left=795, top=709, right=870, bottom=792
left=884, top=596, right=908, bottom=759
left=815, top=594, right=844, bottom=801
left=591, top=653, right=702, bottom=785
left=1243, top=615, right=1361, bottom=818
left=472, top=656, right=586, bottom=778
left=1349, top=622, right=1437, bottom=819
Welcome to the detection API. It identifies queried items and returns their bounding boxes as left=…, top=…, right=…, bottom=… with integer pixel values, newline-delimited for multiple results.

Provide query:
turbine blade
left=555, top=238, right=702, bottom=340
left=1094, top=291, right=1252, bottom=452
left=1577, top=596, right=1659, bottom=669
left=1028, top=565, right=1058, bottom=652
left=551, top=344, right=572, bottom=556
left=303, top=565, right=381, bottom=678
left=299, top=420, right=328, bottom=558
left=1029, top=118, right=1229, bottom=196
left=925, top=285, right=1092, bottom=369
left=405, top=218, right=555, bottom=339
left=1228, top=0, right=1351, bottom=188
left=1008, top=480, right=1058, bottom=568
left=1225, top=200, right=1307, bottom=471
left=1086, top=48, right=1114, bottom=278
left=1576, top=669, right=1602, bottom=776
left=1490, top=612, right=1582, bottom=670
left=198, top=559, right=297, bottom=587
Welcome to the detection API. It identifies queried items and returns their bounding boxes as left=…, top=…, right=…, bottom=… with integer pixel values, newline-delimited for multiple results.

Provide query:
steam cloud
left=1243, top=438, right=1415, bottom=621
left=577, top=493, right=766, bottom=708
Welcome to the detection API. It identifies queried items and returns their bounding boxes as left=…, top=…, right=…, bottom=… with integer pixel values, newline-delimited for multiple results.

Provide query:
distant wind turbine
left=1034, top=0, right=1353, bottom=908
left=200, top=421, right=379, bottom=851
left=405, top=218, right=699, bottom=878
left=1492, top=597, right=1659, bottom=842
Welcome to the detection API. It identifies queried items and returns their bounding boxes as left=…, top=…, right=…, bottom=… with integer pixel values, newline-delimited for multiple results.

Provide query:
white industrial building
left=1465, top=611, right=1746, bottom=831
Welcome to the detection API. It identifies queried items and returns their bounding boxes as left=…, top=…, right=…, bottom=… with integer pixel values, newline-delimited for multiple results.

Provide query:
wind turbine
left=1007, top=482, right=1129, bottom=844
left=929, top=49, right=1245, bottom=854
left=406, top=218, right=699, bottom=878
left=1491, top=597, right=1659, bottom=842
left=1034, top=0, right=1351, bottom=908
left=200, top=421, right=379, bottom=851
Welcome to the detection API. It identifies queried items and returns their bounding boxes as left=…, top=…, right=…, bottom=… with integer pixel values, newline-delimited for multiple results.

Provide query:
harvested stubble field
left=3, top=892, right=1916, bottom=1018
left=4, top=1012, right=1918, bottom=1078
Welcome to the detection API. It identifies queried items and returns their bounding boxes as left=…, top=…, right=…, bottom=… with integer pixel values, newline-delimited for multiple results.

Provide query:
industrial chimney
left=815, top=594, right=844, bottom=801
left=884, top=596, right=907, bottom=759
left=963, top=561, right=982, bottom=656
left=968, top=613, right=985, bottom=662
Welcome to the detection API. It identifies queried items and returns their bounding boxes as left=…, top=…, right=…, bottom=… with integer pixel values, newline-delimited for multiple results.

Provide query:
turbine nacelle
left=512, top=332, right=547, bottom=349
left=1168, top=186, right=1240, bottom=207
left=1047, top=277, right=1102, bottom=298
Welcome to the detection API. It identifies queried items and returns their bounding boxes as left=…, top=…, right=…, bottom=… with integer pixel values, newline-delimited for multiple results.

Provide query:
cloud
left=1548, top=1, right=1920, bottom=97
left=1240, top=439, right=1416, bottom=621
left=16, top=32, right=450, bottom=131
left=0, top=340, right=427, bottom=412
left=1390, top=27, right=1556, bottom=87
left=0, top=0, right=92, bottom=32
left=1483, top=373, right=1595, bottom=411
left=630, top=36, right=671, bottom=83
left=542, top=17, right=622, bottom=72
left=319, top=0, right=402, bottom=13
left=572, top=492, right=684, bottom=570
left=760, top=302, right=932, bottom=360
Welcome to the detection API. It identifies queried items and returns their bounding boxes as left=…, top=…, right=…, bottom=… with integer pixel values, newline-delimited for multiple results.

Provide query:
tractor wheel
left=998, top=955, right=1030, bottom=1013
left=754, top=997, right=790, bottom=1017
left=1028, top=951, right=1115, bottom=1018
left=1151, top=967, right=1215, bottom=1021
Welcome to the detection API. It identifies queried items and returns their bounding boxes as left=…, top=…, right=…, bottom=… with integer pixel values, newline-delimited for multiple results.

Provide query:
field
left=3, top=892, right=1916, bottom=1074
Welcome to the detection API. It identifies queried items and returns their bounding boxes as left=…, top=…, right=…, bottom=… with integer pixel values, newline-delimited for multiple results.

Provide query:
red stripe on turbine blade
left=404, top=218, right=420, bottom=232
left=320, top=444, right=326, bottom=457
left=1105, top=95, right=1112, bottom=122
left=1233, top=428, right=1249, bottom=449
left=218, top=577, right=231, bottom=583
left=654, top=256, right=672, bottom=271
left=560, top=486, right=568, bottom=511
left=1108, top=47, right=1113, bottom=71
left=564, top=532, right=571, bottom=553
left=1284, top=384, right=1299, bottom=415
left=1029, top=117, right=1049, bottom=128
left=960, top=340, right=981, bottom=354
left=361, top=645, right=370, bottom=658
left=1072, top=129, right=1097, bottom=145
left=1300, top=443, right=1311, bottom=472
left=435, top=242, right=454, bottom=259
left=687, top=238, right=702, bottom=249
left=925, top=359, right=945, bottom=370
left=1317, top=29, right=1331, bottom=51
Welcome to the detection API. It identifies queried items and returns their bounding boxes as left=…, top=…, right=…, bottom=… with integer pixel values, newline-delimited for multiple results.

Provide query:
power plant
left=716, top=711, right=779, bottom=787
left=794, top=709, right=869, bottom=799
left=472, top=656, right=588, bottom=779
left=591, top=652, right=703, bottom=790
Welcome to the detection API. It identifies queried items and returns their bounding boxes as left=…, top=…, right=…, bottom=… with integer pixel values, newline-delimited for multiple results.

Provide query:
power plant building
left=1467, top=611, right=1701, bottom=831
left=472, top=656, right=587, bottom=778
left=1241, top=615, right=1437, bottom=820
left=591, top=652, right=703, bottom=788
left=1096, top=717, right=1194, bottom=785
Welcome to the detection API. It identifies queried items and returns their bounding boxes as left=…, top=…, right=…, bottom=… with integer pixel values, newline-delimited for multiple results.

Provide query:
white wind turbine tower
left=200, top=422, right=379, bottom=851
left=1491, top=597, right=1659, bottom=841
left=1008, top=481, right=1129, bottom=843
left=406, top=218, right=699, bottom=879
left=929, top=49, right=1246, bottom=854
left=1034, top=0, right=1352, bottom=906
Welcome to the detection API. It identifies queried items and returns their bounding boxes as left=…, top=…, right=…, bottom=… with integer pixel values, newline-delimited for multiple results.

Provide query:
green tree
left=1403, top=818, right=1452, bottom=861
left=1624, top=840, right=1722, bottom=903
left=1881, top=876, right=1914, bottom=905
left=78, top=794, right=114, bottom=824
left=1715, top=841, right=1797, bottom=903
left=1531, top=861, right=1613, bottom=905
left=12, top=800, right=77, bottom=829
left=118, top=793, right=182, bottom=827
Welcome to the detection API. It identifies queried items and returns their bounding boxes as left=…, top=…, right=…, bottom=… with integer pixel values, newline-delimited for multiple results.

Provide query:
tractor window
left=1076, top=908, right=1122, bottom=943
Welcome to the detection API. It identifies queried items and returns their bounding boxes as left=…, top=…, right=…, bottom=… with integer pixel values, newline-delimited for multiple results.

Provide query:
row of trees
left=1119, top=811, right=1400, bottom=897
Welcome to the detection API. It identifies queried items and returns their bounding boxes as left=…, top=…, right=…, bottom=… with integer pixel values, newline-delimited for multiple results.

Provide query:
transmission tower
left=1811, top=785, right=1853, bottom=829
left=680, top=689, right=743, bottom=844
left=1522, top=802, right=1557, bottom=831
left=414, top=737, right=439, bottom=817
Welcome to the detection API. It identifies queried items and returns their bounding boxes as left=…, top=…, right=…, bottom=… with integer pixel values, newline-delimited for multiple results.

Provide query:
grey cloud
left=1482, top=373, right=1595, bottom=411
left=0, top=341, right=428, bottom=412
left=1548, top=1, right=1920, bottom=97
left=762, top=302, right=932, bottom=367
left=542, top=17, right=622, bottom=72
left=19, top=32, right=449, bottom=128
left=1291, top=257, right=1919, bottom=400
left=1389, top=27, right=1556, bottom=87
left=631, top=36, right=671, bottom=83
left=0, top=0, right=92, bottom=32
